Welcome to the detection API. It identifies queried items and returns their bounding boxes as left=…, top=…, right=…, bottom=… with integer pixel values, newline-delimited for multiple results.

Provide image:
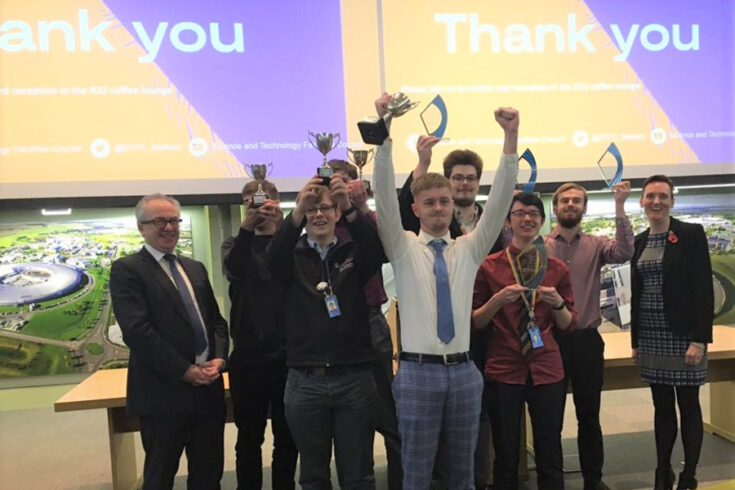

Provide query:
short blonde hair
left=411, top=173, right=451, bottom=197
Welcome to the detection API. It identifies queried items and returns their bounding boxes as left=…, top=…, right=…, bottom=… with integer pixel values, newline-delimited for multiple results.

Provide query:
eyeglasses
left=305, top=204, right=338, bottom=216
left=509, top=210, right=542, bottom=219
left=139, top=218, right=182, bottom=229
left=450, top=174, right=478, bottom=183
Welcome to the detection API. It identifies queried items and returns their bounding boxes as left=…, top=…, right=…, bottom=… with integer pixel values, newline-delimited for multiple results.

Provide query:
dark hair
left=411, top=172, right=452, bottom=197
left=507, top=192, right=545, bottom=220
left=327, top=159, right=358, bottom=180
left=552, top=182, right=588, bottom=206
left=642, top=174, right=675, bottom=196
left=241, top=179, right=279, bottom=200
left=442, top=149, right=483, bottom=179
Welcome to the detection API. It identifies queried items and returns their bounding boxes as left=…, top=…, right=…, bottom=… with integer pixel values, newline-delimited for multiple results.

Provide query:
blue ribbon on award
left=518, top=148, right=538, bottom=192
left=420, top=94, right=448, bottom=139
left=596, top=142, right=624, bottom=188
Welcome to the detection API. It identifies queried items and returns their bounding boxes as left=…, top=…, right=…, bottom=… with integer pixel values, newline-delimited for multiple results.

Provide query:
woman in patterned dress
left=630, top=175, right=714, bottom=490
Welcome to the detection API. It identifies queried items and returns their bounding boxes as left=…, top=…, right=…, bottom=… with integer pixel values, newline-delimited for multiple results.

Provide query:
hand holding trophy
left=358, top=92, right=420, bottom=145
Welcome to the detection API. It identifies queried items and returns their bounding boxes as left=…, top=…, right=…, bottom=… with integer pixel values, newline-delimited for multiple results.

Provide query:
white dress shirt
left=373, top=140, right=518, bottom=355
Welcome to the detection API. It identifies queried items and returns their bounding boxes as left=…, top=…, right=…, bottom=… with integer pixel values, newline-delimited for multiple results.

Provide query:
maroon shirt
left=544, top=217, right=633, bottom=330
left=473, top=246, right=578, bottom=385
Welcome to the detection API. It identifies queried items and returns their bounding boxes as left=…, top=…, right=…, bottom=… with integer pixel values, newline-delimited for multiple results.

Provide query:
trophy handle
left=307, top=131, right=317, bottom=149
left=266, top=162, right=274, bottom=177
left=332, top=133, right=341, bottom=151
left=366, top=148, right=375, bottom=163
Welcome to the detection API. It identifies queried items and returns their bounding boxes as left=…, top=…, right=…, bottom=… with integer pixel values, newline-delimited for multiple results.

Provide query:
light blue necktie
left=429, top=239, right=455, bottom=344
left=164, top=254, right=208, bottom=355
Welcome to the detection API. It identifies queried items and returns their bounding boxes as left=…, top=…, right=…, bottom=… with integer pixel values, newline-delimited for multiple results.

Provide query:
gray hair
left=135, top=193, right=181, bottom=223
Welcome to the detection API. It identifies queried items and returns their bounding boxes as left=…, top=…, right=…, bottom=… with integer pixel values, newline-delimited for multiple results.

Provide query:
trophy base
left=362, top=179, right=371, bottom=193
left=357, top=118, right=389, bottom=145
left=317, top=166, right=333, bottom=186
left=252, top=193, right=266, bottom=207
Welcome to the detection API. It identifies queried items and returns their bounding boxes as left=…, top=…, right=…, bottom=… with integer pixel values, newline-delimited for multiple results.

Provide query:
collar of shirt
left=418, top=229, right=452, bottom=247
left=144, top=243, right=170, bottom=263
left=549, top=226, right=581, bottom=242
left=454, top=204, right=480, bottom=227
left=307, top=236, right=338, bottom=260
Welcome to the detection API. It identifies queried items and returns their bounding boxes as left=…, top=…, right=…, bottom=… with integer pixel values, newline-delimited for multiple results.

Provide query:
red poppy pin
left=668, top=231, right=679, bottom=244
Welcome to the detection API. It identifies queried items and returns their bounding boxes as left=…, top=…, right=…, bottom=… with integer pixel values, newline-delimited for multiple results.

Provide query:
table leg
left=107, top=407, right=139, bottom=490
left=704, top=380, right=735, bottom=443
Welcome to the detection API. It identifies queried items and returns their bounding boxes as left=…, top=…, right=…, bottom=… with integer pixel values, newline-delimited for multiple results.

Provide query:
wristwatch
left=553, top=299, right=567, bottom=310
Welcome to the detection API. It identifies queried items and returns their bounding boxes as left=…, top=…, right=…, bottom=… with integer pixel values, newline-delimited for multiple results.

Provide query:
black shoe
left=655, top=467, right=676, bottom=490
left=676, top=473, right=697, bottom=490
left=584, top=480, right=610, bottom=490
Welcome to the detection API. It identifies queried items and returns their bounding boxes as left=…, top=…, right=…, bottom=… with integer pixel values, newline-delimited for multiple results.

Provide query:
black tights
left=650, top=384, right=703, bottom=478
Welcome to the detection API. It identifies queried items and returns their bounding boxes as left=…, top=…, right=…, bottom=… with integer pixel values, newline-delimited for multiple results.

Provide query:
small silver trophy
left=385, top=92, right=421, bottom=120
left=244, top=163, right=274, bottom=206
left=358, top=92, right=420, bottom=144
left=308, top=131, right=341, bottom=180
left=347, top=148, right=375, bottom=192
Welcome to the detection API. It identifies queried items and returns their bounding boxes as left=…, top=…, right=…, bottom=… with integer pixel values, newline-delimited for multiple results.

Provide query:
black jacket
left=267, top=211, right=384, bottom=367
left=630, top=217, right=714, bottom=347
left=222, top=231, right=286, bottom=362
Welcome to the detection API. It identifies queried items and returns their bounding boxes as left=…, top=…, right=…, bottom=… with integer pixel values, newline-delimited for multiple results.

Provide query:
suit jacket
left=110, top=247, right=229, bottom=416
left=630, top=217, right=713, bottom=348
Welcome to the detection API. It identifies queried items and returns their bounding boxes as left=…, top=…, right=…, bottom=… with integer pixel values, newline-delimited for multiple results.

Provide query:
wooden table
left=54, top=369, right=231, bottom=490
left=55, top=326, right=735, bottom=490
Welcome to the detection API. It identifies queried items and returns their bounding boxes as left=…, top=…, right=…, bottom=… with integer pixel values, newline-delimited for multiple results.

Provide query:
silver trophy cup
left=347, top=148, right=375, bottom=192
left=308, top=131, right=341, bottom=179
left=244, top=163, right=274, bottom=206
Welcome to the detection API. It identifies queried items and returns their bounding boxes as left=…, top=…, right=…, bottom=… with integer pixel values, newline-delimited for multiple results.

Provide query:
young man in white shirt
left=372, top=106, right=520, bottom=490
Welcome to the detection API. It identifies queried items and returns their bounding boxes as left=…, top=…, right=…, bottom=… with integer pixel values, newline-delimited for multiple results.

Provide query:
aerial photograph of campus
left=0, top=218, right=192, bottom=378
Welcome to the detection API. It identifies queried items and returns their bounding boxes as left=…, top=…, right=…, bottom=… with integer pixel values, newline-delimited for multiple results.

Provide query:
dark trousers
left=139, top=409, right=224, bottom=490
left=486, top=377, right=566, bottom=490
left=650, top=384, right=703, bottom=478
left=228, top=352, right=297, bottom=490
left=284, top=367, right=378, bottom=490
left=554, top=327, right=605, bottom=486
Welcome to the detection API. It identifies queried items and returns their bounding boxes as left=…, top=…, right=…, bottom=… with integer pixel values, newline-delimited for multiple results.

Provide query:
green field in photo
left=85, top=343, right=104, bottom=355
left=0, top=337, right=74, bottom=377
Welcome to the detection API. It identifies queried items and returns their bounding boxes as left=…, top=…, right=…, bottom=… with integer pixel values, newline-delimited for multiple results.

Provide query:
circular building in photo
left=0, top=263, right=85, bottom=306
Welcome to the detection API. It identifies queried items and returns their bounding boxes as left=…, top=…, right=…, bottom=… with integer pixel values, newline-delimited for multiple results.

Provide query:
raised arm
left=466, top=108, right=520, bottom=263
left=601, top=181, right=634, bottom=264
left=374, top=139, right=410, bottom=261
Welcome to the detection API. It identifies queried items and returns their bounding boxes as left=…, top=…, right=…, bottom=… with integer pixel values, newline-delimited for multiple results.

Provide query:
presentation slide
left=1, top=0, right=732, bottom=199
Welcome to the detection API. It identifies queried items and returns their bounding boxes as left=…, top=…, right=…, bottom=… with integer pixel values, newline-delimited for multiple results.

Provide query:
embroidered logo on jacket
left=334, top=258, right=355, bottom=272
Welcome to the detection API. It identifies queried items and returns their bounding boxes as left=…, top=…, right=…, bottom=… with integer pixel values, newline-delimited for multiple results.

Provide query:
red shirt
left=472, top=246, right=578, bottom=385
